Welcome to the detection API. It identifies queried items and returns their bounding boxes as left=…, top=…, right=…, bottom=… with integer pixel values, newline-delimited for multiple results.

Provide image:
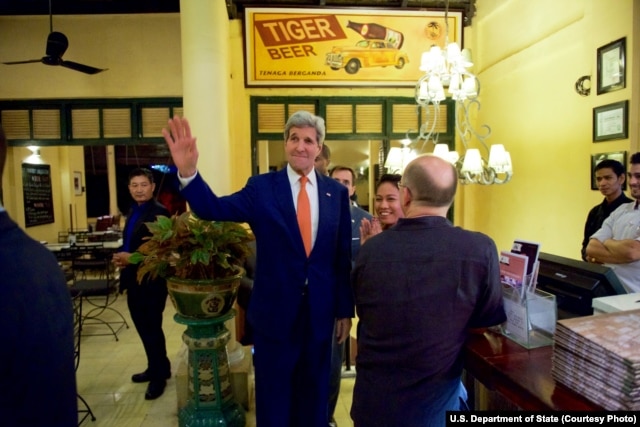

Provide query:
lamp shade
left=461, top=149, right=483, bottom=173
left=488, top=144, right=505, bottom=165
left=461, top=48, right=473, bottom=67
left=427, top=75, right=446, bottom=102
left=433, top=143, right=450, bottom=159
left=461, top=76, right=477, bottom=98
left=445, top=42, right=462, bottom=64
left=433, top=143, right=460, bottom=165
left=384, top=147, right=404, bottom=171
left=502, top=152, right=513, bottom=173
left=447, top=150, right=460, bottom=164
left=404, top=148, right=418, bottom=166
left=488, top=144, right=513, bottom=173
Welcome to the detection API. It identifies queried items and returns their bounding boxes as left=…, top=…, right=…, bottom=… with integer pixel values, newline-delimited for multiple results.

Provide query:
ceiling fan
left=2, top=0, right=107, bottom=75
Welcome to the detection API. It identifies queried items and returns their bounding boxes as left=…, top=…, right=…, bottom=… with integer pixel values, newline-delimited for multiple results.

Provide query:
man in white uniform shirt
left=587, top=152, right=640, bottom=293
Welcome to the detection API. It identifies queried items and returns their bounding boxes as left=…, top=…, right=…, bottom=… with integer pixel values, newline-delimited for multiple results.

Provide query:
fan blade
left=60, top=60, right=107, bottom=75
left=46, top=31, right=68, bottom=58
left=3, top=59, right=43, bottom=65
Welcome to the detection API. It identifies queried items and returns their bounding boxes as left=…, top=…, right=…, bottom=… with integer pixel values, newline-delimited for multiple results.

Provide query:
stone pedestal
left=174, top=310, right=246, bottom=427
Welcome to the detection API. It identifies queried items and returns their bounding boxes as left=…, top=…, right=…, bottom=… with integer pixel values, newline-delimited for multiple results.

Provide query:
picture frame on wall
left=596, top=37, right=626, bottom=95
left=73, top=171, right=82, bottom=196
left=591, top=151, right=627, bottom=190
left=593, top=100, right=628, bottom=142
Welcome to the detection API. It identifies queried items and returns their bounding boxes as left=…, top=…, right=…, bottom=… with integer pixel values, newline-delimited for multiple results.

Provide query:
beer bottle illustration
left=346, top=20, right=404, bottom=49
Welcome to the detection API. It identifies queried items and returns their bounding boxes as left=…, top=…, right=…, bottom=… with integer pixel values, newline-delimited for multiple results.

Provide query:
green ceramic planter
left=167, top=267, right=245, bottom=319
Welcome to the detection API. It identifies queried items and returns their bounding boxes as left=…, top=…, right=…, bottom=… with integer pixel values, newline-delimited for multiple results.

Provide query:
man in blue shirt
left=112, top=168, right=171, bottom=400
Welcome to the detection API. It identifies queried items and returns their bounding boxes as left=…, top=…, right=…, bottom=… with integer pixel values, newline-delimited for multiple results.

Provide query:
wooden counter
left=464, top=328, right=603, bottom=411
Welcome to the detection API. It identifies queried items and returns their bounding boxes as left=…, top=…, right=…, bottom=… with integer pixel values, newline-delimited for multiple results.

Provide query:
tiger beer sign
left=244, top=7, right=463, bottom=87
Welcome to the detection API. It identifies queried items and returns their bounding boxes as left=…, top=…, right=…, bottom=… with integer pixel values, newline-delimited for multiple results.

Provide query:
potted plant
left=129, top=212, right=254, bottom=319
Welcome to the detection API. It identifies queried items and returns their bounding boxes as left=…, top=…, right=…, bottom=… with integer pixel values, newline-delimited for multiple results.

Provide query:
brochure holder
left=501, top=286, right=556, bottom=349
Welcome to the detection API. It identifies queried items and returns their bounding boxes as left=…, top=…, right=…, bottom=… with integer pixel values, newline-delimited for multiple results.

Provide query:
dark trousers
left=252, top=295, right=332, bottom=427
left=127, top=280, right=171, bottom=380
left=328, top=322, right=344, bottom=420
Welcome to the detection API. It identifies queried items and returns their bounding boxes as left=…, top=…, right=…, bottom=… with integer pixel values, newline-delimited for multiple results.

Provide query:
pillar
left=106, top=145, right=118, bottom=215
left=177, top=0, right=246, bottom=406
left=178, top=0, right=231, bottom=193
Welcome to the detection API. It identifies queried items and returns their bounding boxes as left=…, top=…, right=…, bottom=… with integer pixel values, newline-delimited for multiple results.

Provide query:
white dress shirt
left=287, top=165, right=319, bottom=249
left=591, top=201, right=640, bottom=293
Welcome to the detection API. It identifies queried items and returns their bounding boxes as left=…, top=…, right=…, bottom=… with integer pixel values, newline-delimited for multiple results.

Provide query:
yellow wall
left=0, top=14, right=182, bottom=98
left=1, top=1, right=637, bottom=260
left=462, top=0, right=637, bottom=259
left=0, top=14, right=182, bottom=242
left=2, top=145, right=86, bottom=242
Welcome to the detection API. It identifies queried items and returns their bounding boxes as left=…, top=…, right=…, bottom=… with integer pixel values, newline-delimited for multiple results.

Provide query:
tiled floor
left=76, top=295, right=355, bottom=426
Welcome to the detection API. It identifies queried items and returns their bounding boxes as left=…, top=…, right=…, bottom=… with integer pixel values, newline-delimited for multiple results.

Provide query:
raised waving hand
left=162, top=115, right=199, bottom=178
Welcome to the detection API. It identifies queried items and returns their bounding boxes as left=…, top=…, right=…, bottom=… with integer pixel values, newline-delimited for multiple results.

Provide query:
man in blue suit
left=163, top=111, right=353, bottom=427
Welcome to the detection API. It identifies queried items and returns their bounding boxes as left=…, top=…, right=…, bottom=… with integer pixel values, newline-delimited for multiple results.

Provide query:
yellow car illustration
left=325, top=39, right=409, bottom=74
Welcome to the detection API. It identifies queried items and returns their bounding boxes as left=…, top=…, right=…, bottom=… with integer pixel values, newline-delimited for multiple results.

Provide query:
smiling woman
left=359, top=173, right=404, bottom=244
left=373, top=173, right=403, bottom=229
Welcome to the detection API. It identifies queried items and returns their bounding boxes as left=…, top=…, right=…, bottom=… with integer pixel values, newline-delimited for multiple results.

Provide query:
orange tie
left=297, top=176, right=312, bottom=256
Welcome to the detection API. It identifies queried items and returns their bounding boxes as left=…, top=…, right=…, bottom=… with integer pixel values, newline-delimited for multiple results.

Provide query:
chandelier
left=412, top=1, right=512, bottom=185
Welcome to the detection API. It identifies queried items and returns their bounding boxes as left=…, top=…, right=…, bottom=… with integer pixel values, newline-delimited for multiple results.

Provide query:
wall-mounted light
left=23, top=145, right=44, bottom=164
left=575, top=75, right=591, bottom=96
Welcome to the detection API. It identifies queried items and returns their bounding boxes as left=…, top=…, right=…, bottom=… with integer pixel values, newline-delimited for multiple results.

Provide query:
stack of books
left=552, top=309, right=640, bottom=410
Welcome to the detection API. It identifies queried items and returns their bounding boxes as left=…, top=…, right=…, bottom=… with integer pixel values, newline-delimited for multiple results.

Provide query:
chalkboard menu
left=22, top=163, right=55, bottom=227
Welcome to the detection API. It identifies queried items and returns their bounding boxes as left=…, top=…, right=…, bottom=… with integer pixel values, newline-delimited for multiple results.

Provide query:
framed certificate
left=593, top=100, right=628, bottom=142
left=596, top=37, right=626, bottom=95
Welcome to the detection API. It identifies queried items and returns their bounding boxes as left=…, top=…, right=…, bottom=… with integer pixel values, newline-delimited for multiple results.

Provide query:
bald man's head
left=403, top=154, right=457, bottom=207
